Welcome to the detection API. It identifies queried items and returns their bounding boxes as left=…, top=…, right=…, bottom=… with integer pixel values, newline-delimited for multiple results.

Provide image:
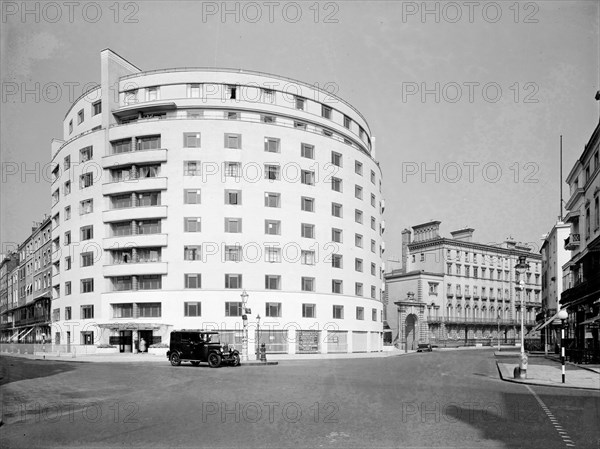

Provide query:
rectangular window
left=226, top=111, right=239, bottom=120
left=371, top=239, right=376, bottom=253
left=138, top=302, right=161, bottom=317
left=355, top=185, right=363, bottom=200
left=266, top=302, right=281, bottom=317
left=226, top=85, right=237, bottom=99
left=344, top=115, right=351, bottom=128
left=262, top=88, right=275, bottom=103
left=184, top=132, right=201, bottom=148
left=265, top=246, right=281, bottom=263
left=188, top=83, right=202, bottom=98
left=355, top=258, right=363, bottom=272
left=265, top=220, right=281, bottom=235
left=77, top=109, right=84, bottom=124
left=112, top=138, right=132, bottom=154
left=184, top=161, right=201, bottom=176
left=371, top=216, right=376, bottom=230
left=139, top=220, right=161, bottom=234
left=225, top=245, right=242, bottom=262
left=355, top=209, right=363, bottom=224
left=224, top=133, right=242, bottom=149
left=52, top=189, right=59, bottom=205
left=184, top=189, right=201, bottom=204
left=264, top=192, right=281, bottom=208
left=265, top=164, right=280, bottom=180
left=81, top=304, right=94, bottom=318
left=301, top=170, right=315, bottom=186
left=370, top=170, right=376, bottom=184
left=184, top=245, right=202, bottom=260
left=332, top=304, right=344, bottom=318
left=301, top=277, right=315, bottom=292
left=184, top=274, right=202, bottom=289
left=295, top=97, right=305, bottom=110
left=224, top=218, right=242, bottom=233
left=371, top=286, right=377, bottom=299
left=261, top=115, right=275, bottom=123
left=301, top=143, right=314, bottom=159
left=355, top=233, right=363, bottom=248
left=225, top=190, right=241, bottom=205
left=294, top=121, right=307, bottom=130
left=332, top=254, right=343, bottom=269
left=224, top=161, right=241, bottom=177
left=322, top=105, right=332, bottom=119
left=81, top=252, right=94, bottom=267
left=356, top=306, right=364, bottom=319
left=265, top=275, right=281, bottom=290
left=64, top=155, right=71, bottom=171
left=64, top=231, right=71, bottom=245
left=92, top=101, right=101, bottom=116
left=81, top=279, right=94, bottom=294
left=184, top=301, right=202, bottom=317
left=301, top=223, right=315, bottom=239
left=136, top=135, right=161, bottom=151
left=80, top=146, right=93, bottom=162
left=79, top=172, right=93, bottom=189
left=80, top=225, right=93, bottom=241
left=355, top=161, right=363, bottom=175
left=139, top=275, right=161, bottom=290
left=65, top=283, right=71, bottom=297
left=69, top=120, right=73, bottom=134
left=225, top=274, right=242, bottom=289
left=138, top=192, right=160, bottom=206
left=331, top=177, right=342, bottom=192
left=302, top=303, right=316, bottom=318
left=371, top=193, right=376, bottom=207
left=112, top=276, right=132, bottom=291
left=264, top=137, right=280, bottom=153
left=331, top=151, right=342, bottom=167
left=65, top=256, right=71, bottom=270
left=332, top=228, right=342, bottom=243
left=225, top=301, right=242, bottom=316
left=301, top=250, right=315, bottom=265
left=301, top=197, right=315, bottom=212
left=53, top=308, right=60, bottom=322
left=112, top=303, right=133, bottom=317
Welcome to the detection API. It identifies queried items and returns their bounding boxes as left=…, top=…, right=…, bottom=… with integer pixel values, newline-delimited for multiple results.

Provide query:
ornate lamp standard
left=255, top=314, right=261, bottom=360
left=557, top=308, right=568, bottom=383
left=497, top=314, right=501, bottom=351
left=240, top=290, right=249, bottom=362
left=515, top=255, right=530, bottom=377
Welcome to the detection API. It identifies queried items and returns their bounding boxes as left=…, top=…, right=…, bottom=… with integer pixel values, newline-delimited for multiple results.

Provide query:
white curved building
left=50, top=49, right=385, bottom=355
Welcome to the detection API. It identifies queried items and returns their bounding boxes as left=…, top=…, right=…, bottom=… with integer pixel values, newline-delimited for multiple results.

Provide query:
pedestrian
left=139, top=338, right=146, bottom=353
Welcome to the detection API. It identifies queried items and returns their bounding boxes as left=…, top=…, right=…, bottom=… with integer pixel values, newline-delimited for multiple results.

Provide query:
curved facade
left=50, top=49, right=385, bottom=354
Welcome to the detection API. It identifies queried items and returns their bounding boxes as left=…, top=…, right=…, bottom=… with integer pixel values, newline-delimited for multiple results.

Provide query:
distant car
left=167, top=330, right=240, bottom=368
left=416, top=343, right=433, bottom=352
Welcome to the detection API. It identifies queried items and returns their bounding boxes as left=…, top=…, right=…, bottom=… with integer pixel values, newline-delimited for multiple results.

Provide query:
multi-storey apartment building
left=385, top=221, right=541, bottom=349
left=561, top=117, right=600, bottom=357
left=49, top=49, right=385, bottom=354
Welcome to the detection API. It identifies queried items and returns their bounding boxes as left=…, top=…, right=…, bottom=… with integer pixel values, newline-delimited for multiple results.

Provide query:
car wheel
left=170, top=352, right=181, bottom=366
left=191, top=361, right=200, bottom=366
left=207, top=353, right=222, bottom=368
left=231, top=353, right=240, bottom=367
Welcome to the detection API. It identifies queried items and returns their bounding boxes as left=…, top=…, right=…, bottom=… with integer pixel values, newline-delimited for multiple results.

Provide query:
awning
left=18, top=327, right=34, bottom=341
left=96, top=322, right=172, bottom=331
left=579, top=315, right=600, bottom=326
left=532, top=310, right=565, bottom=332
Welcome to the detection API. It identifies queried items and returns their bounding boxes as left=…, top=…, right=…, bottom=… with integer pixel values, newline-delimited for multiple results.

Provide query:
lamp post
left=497, top=314, right=501, bottom=351
left=240, top=290, right=249, bottom=362
left=557, top=308, right=568, bottom=383
left=256, top=314, right=261, bottom=360
left=515, top=255, right=530, bottom=378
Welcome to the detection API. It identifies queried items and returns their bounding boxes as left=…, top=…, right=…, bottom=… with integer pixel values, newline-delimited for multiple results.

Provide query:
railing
left=443, top=317, right=516, bottom=325
left=566, top=348, right=600, bottom=364
left=432, top=338, right=516, bottom=348
left=561, top=273, right=600, bottom=304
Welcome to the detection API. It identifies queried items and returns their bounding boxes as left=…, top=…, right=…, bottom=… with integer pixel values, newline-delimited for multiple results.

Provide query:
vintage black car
left=167, top=330, right=240, bottom=368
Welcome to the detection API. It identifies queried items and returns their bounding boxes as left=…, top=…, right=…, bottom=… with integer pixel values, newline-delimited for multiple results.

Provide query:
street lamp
left=255, top=314, right=261, bottom=361
left=557, top=308, right=568, bottom=383
left=240, top=290, right=249, bottom=362
left=515, top=255, right=530, bottom=378
left=497, top=314, right=501, bottom=351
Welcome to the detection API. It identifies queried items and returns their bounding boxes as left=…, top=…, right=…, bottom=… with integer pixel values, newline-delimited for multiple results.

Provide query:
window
left=301, top=223, right=315, bottom=238
left=92, top=101, right=101, bottom=116
left=225, top=274, right=242, bottom=289
left=371, top=239, right=376, bottom=253
left=184, top=189, right=201, bottom=204
left=428, top=282, right=438, bottom=295
left=371, top=217, right=376, bottom=230
left=331, top=177, right=342, bottom=192
left=225, top=218, right=242, bottom=233
left=371, top=194, right=376, bottom=207
left=331, top=151, right=342, bottom=167
left=137, top=135, right=161, bottom=150
left=52, top=189, right=59, bottom=205
left=81, top=252, right=94, bottom=267
left=138, top=192, right=160, bottom=206
left=184, top=161, right=201, bottom=176
left=301, top=197, right=315, bottom=212
left=226, top=111, right=239, bottom=120
left=301, top=143, right=314, bottom=159
left=65, top=256, right=71, bottom=271
left=225, top=245, right=242, bottom=262
left=301, top=277, right=315, bottom=292
left=295, top=96, right=305, bottom=110
left=370, top=170, right=376, bottom=184
left=356, top=306, right=364, bottom=319
left=224, top=190, right=241, bottom=205
left=138, top=302, right=161, bottom=316
left=294, top=121, right=307, bottom=130
left=322, top=128, right=333, bottom=137
left=322, top=105, right=332, bottom=119
left=301, top=250, right=315, bottom=265
left=69, top=120, right=73, bottom=134
left=139, top=275, right=161, bottom=290
left=184, top=245, right=202, bottom=260
left=226, top=84, right=237, bottom=99
left=184, top=132, right=201, bottom=148
left=112, top=276, right=132, bottom=291
left=332, top=228, right=342, bottom=243
left=81, top=279, right=94, bottom=294
left=185, top=274, right=202, bottom=289
left=355, top=209, right=363, bottom=224
left=184, top=217, right=202, bottom=233
left=354, top=282, right=363, bottom=296
left=355, top=185, right=363, bottom=200
left=332, top=254, right=343, bottom=268
left=355, top=258, right=363, bottom=272
left=184, top=302, right=202, bottom=317
left=261, top=115, right=275, bottom=123
left=224, top=133, right=242, bottom=149
left=264, top=137, right=280, bottom=153
left=124, top=89, right=138, bottom=105
left=225, top=301, right=242, bottom=316
left=265, top=164, right=280, bottom=180
left=265, top=246, right=281, bottom=263
left=331, top=202, right=343, bottom=218
left=77, top=109, right=84, bottom=124
left=188, top=83, right=202, bottom=98
left=301, top=170, right=315, bottom=186
left=332, top=304, right=344, bottom=318
left=80, top=225, right=93, bottom=241
left=265, top=220, right=281, bottom=235
left=343, top=115, right=351, bottom=128
left=355, top=161, right=363, bottom=175
left=64, top=305, right=72, bottom=320
left=266, top=302, right=281, bottom=317
left=224, top=161, right=241, bottom=177
left=79, top=172, right=93, bottom=189
left=302, top=303, right=316, bottom=318
left=63, top=155, right=71, bottom=171
left=138, top=165, right=159, bottom=178
left=80, top=146, right=93, bottom=162
left=81, top=304, right=94, bottom=318
left=264, top=192, right=280, bottom=208
left=371, top=286, right=377, bottom=299
left=52, top=308, right=60, bottom=322
left=262, top=88, right=275, bottom=103
left=355, top=234, right=363, bottom=248
left=64, top=231, right=71, bottom=245
left=139, top=220, right=160, bottom=234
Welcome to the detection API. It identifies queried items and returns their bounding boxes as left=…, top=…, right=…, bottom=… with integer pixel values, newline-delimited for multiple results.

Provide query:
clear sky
left=1, top=1, right=598, bottom=265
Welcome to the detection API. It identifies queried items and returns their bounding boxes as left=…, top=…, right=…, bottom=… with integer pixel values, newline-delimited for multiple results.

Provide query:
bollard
left=260, top=343, right=267, bottom=362
left=519, top=353, right=528, bottom=379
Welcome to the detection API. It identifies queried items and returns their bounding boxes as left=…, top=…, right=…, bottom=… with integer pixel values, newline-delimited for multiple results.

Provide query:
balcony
left=103, top=205, right=167, bottom=223
left=561, top=273, right=600, bottom=305
left=103, top=262, right=168, bottom=277
left=565, top=187, right=584, bottom=210
left=564, top=234, right=581, bottom=251
left=103, top=177, right=167, bottom=196
left=103, top=233, right=168, bottom=250
left=102, top=148, right=167, bottom=169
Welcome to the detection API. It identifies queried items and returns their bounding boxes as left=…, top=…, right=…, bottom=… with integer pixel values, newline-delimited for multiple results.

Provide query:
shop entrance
left=138, top=330, right=153, bottom=352
left=119, top=331, right=133, bottom=353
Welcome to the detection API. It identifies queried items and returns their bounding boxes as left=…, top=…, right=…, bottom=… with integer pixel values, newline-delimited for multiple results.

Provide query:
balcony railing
left=561, top=273, right=600, bottom=305
left=564, top=234, right=581, bottom=250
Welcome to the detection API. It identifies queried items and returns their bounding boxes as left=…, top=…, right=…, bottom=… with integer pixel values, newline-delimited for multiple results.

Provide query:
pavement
left=495, top=351, right=600, bottom=390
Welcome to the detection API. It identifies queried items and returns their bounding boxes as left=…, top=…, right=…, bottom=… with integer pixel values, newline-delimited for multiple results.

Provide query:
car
left=416, top=343, right=433, bottom=352
left=166, top=330, right=240, bottom=368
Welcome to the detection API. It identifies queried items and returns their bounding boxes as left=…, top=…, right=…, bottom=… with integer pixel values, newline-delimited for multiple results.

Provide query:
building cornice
left=407, top=238, right=541, bottom=260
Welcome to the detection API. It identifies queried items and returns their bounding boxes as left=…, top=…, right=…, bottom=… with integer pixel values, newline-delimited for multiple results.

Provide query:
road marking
left=525, top=385, right=576, bottom=448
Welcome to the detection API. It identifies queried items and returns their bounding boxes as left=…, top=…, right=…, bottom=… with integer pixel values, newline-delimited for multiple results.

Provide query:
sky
left=1, top=0, right=599, bottom=267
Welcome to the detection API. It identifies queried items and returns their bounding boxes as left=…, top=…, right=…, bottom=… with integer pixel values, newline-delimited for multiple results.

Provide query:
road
left=1, top=349, right=598, bottom=448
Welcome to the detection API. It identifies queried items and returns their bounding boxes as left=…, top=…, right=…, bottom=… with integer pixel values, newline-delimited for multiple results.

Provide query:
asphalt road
left=1, top=350, right=598, bottom=448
